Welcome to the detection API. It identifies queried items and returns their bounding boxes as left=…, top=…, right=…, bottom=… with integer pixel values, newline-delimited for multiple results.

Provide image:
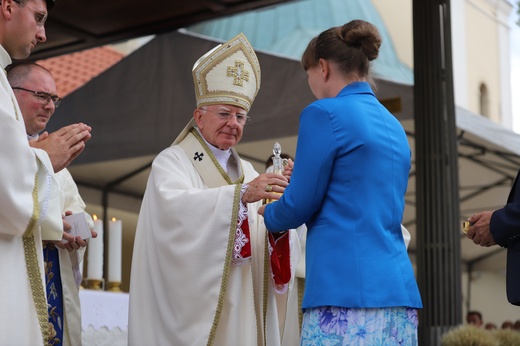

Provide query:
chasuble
left=128, top=130, right=300, bottom=346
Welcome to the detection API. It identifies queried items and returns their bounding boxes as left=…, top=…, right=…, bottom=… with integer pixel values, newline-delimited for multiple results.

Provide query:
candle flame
left=93, top=214, right=98, bottom=221
left=112, top=217, right=116, bottom=222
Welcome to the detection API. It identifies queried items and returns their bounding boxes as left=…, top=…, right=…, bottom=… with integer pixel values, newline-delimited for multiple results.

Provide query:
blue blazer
left=264, top=82, right=422, bottom=309
left=490, top=171, right=520, bottom=306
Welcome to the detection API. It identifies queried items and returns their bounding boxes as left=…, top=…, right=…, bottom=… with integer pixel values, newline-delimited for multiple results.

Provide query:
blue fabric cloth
left=264, top=82, right=422, bottom=309
left=44, top=243, right=63, bottom=345
left=300, top=306, right=418, bottom=345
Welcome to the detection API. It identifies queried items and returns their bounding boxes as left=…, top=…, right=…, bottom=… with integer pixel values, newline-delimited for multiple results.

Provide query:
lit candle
left=108, top=217, right=122, bottom=283
left=87, top=215, right=104, bottom=280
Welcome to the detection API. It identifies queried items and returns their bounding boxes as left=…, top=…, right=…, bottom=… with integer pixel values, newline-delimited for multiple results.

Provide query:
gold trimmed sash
left=178, top=128, right=246, bottom=346
left=24, top=161, right=50, bottom=345
left=10, top=84, right=49, bottom=344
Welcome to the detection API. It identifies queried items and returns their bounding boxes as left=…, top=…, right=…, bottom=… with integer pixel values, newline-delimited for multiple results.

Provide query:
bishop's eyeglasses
left=12, top=87, right=62, bottom=108
left=200, top=108, right=251, bottom=125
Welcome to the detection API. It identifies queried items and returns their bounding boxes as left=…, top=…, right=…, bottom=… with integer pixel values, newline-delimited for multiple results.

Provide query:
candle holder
left=107, top=281, right=122, bottom=292
left=86, top=279, right=103, bottom=290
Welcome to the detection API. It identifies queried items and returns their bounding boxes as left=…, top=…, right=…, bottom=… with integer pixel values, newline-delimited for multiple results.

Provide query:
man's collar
left=0, top=45, right=12, bottom=70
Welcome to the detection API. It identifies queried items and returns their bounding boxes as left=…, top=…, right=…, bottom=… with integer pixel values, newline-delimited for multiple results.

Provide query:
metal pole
left=413, top=0, right=462, bottom=344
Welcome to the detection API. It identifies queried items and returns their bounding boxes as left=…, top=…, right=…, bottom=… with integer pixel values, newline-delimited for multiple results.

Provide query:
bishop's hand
left=242, top=173, right=288, bottom=204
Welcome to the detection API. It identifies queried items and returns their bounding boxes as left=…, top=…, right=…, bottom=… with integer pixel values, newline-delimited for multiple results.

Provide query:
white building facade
left=373, top=0, right=513, bottom=127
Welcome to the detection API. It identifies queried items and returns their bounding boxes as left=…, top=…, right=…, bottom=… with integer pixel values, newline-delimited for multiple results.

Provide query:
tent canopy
left=30, top=0, right=295, bottom=60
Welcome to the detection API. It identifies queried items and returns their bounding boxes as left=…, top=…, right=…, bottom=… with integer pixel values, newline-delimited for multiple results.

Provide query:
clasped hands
left=29, top=123, right=92, bottom=172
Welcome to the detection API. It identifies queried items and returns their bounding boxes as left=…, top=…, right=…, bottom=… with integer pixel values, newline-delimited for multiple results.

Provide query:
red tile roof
left=38, top=46, right=125, bottom=97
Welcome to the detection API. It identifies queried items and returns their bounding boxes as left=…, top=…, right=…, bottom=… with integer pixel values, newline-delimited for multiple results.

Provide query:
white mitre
left=192, top=32, right=260, bottom=113
left=173, top=33, right=261, bottom=145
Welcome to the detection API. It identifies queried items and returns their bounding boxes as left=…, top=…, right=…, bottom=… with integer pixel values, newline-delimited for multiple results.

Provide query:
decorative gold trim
left=262, top=231, right=269, bottom=345
left=227, top=60, right=249, bottom=86
left=249, top=246, right=261, bottom=345
left=206, top=184, right=242, bottom=346
left=297, top=278, right=305, bottom=331
left=23, top=236, right=49, bottom=344
left=23, top=177, right=39, bottom=238
left=197, top=95, right=251, bottom=112
left=23, top=169, right=50, bottom=344
left=278, top=282, right=291, bottom=343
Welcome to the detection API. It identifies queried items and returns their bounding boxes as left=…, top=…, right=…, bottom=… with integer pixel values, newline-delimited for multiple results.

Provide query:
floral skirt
left=300, top=306, right=418, bottom=346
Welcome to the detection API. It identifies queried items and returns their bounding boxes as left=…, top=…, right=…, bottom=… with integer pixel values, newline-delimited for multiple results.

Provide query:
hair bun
left=339, top=20, right=381, bottom=61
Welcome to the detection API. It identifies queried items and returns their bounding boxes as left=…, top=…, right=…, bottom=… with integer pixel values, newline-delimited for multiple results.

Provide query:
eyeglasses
left=200, top=108, right=250, bottom=125
left=12, top=87, right=61, bottom=108
left=13, top=0, right=48, bottom=27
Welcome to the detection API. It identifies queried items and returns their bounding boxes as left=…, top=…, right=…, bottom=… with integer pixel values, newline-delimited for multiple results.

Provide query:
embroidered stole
left=44, top=243, right=64, bottom=345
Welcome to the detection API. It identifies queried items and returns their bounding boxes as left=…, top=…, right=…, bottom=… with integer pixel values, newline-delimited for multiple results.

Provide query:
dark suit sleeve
left=490, top=173, right=520, bottom=305
left=490, top=202, right=520, bottom=247
left=491, top=203, right=520, bottom=306
left=490, top=173, right=520, bottom=247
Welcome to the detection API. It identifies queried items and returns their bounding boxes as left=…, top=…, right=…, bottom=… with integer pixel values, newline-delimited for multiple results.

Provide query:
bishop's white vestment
left=0, top=45, right=63, bottom=345
left=128, top=128, right=300, bottom=346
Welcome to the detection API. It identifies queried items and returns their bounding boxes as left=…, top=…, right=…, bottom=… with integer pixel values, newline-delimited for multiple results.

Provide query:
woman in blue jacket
left=260, top=20, right=422, bottom=345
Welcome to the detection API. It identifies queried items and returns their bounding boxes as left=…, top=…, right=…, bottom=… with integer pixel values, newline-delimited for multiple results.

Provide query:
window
left=479, top=83, right=489, bottom=118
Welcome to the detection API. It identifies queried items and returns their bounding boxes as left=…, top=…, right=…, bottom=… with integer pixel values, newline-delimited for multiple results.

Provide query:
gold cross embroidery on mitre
left=227, top=60, right=249, bottom=86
